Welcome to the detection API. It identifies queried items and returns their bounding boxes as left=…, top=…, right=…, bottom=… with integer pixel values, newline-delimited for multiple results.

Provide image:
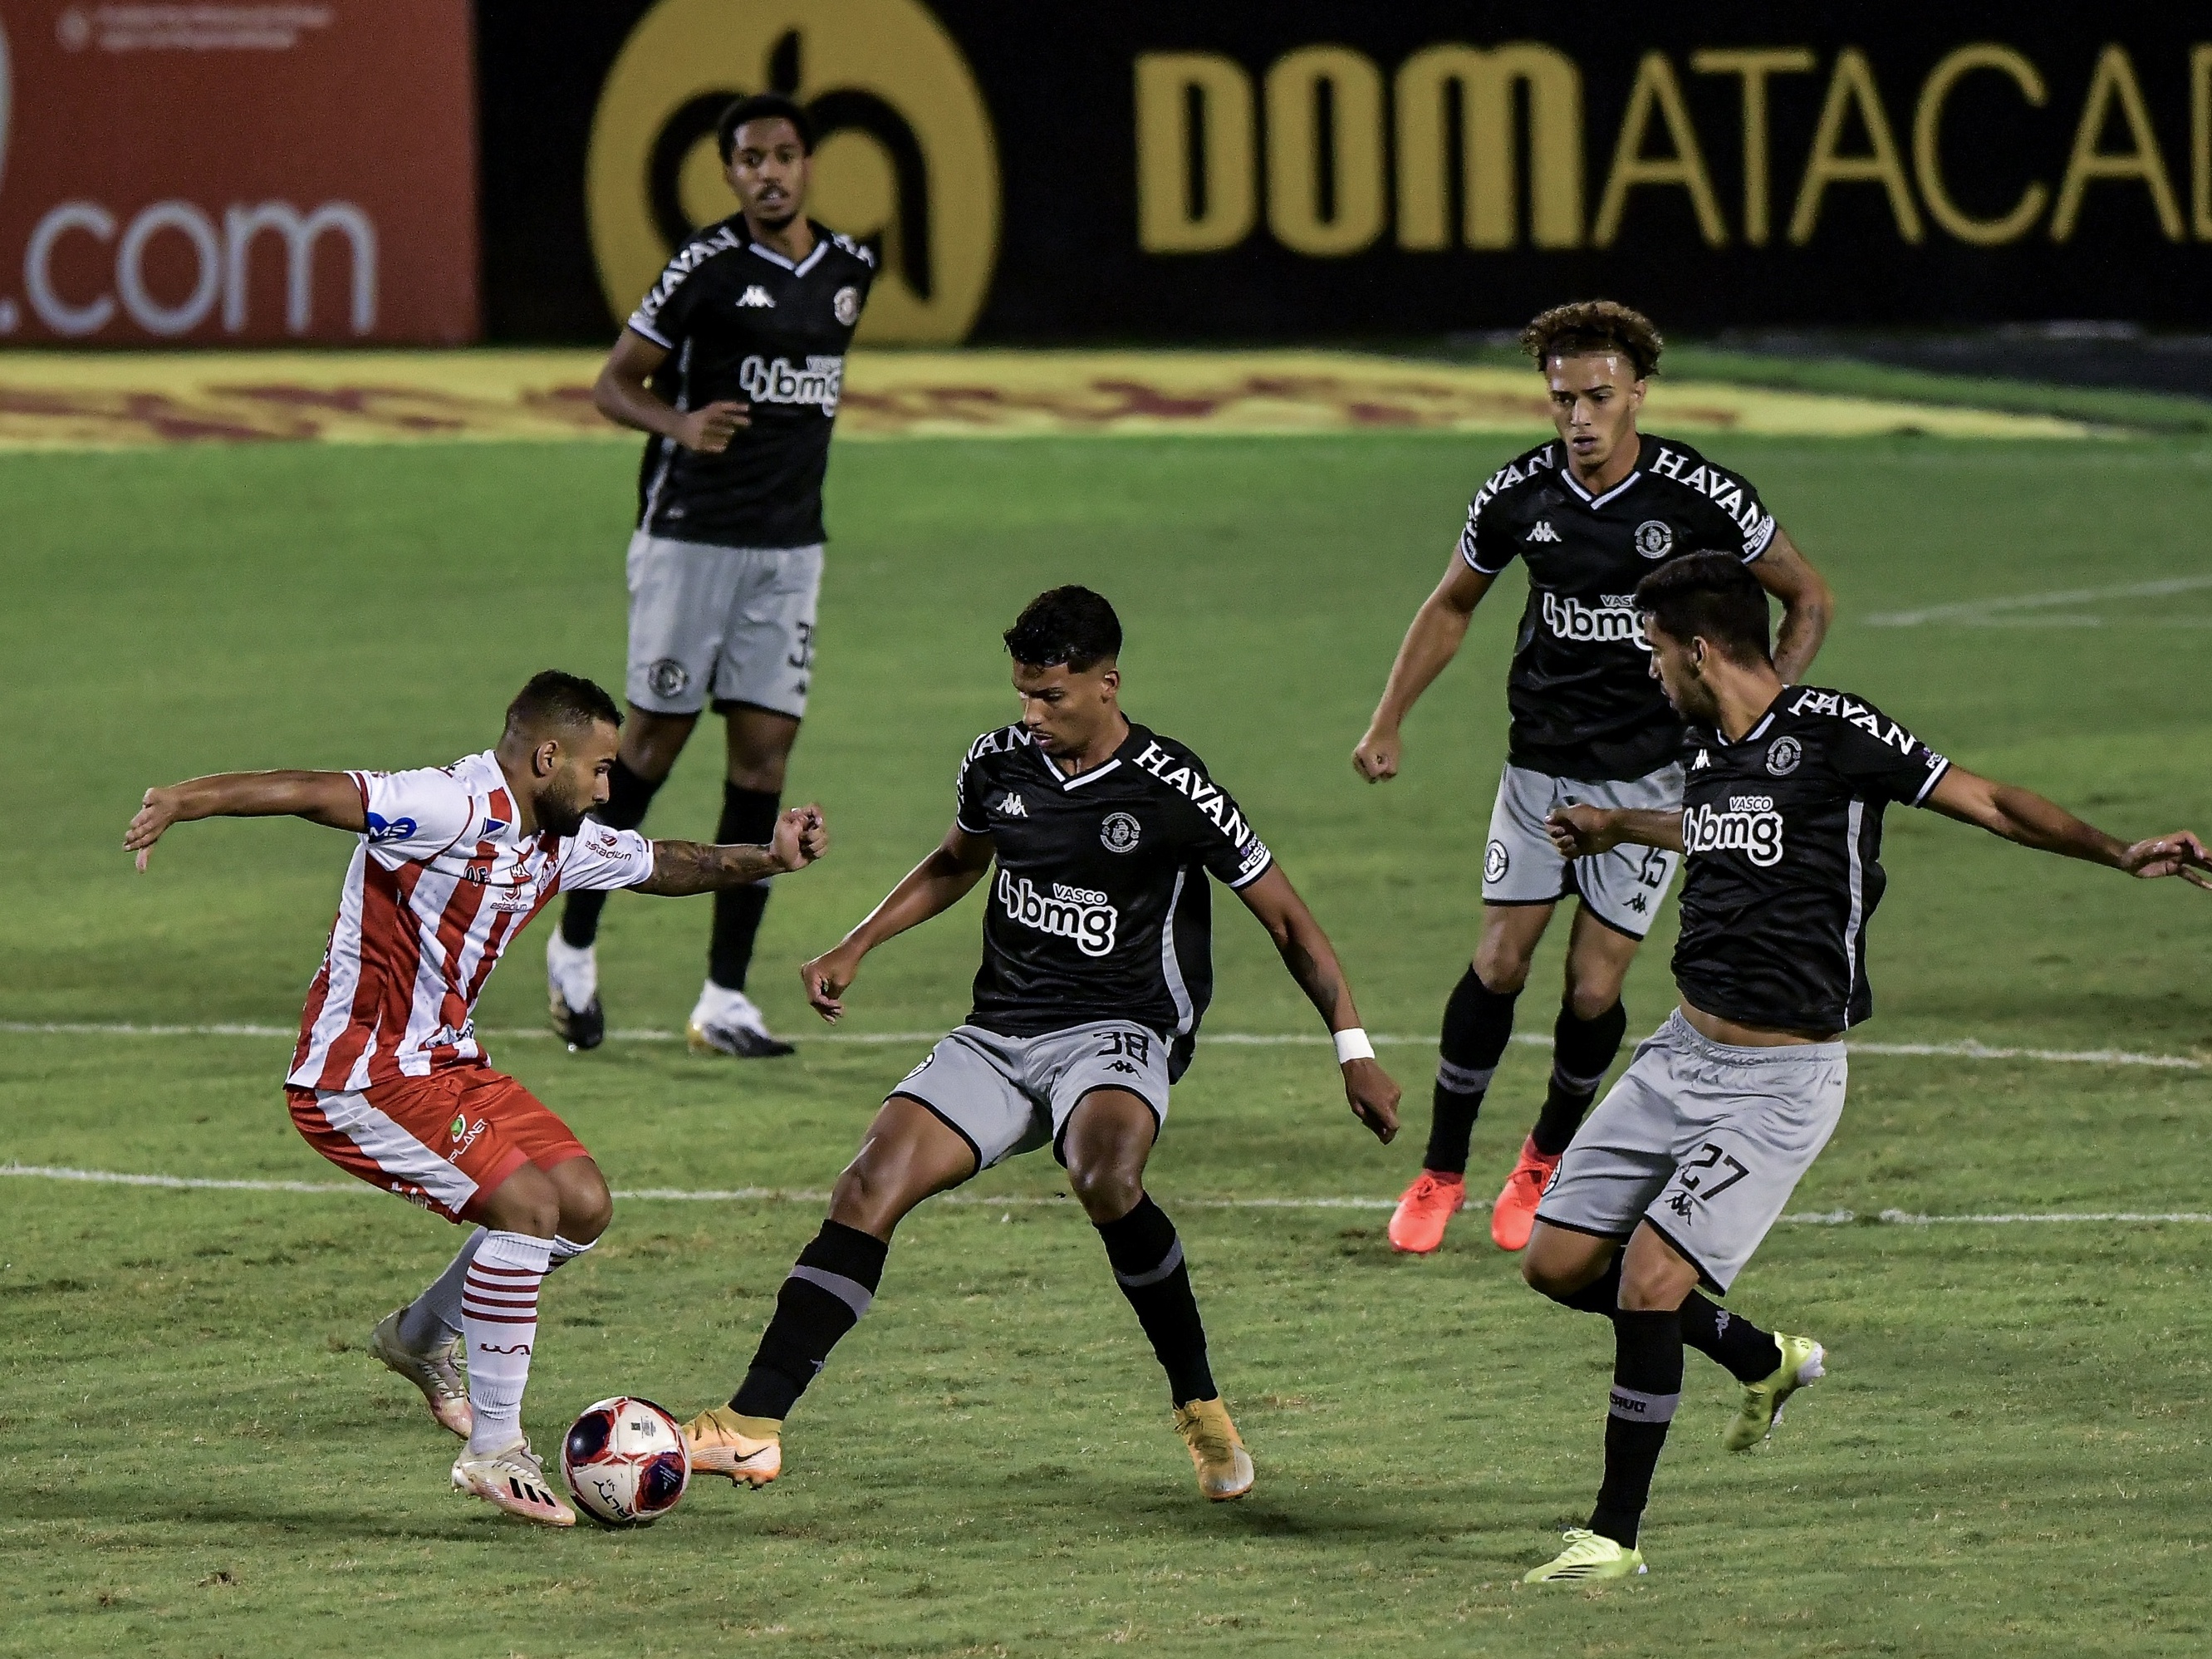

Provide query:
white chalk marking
left=1866, top=574, right=2212, bottom=628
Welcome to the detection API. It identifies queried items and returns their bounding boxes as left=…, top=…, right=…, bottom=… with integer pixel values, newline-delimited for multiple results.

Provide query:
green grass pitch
left=2, top=431, right=2209, bottom=1657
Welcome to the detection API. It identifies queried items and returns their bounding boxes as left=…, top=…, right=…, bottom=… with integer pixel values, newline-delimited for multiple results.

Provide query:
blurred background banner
left=0, top=2, right=478, bottom=346
left=480, top=0, right=2212, bottom=346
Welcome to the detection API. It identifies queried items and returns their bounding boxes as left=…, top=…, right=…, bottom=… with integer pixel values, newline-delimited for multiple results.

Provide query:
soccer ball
left=560, top=1396, right=691, bottom=1528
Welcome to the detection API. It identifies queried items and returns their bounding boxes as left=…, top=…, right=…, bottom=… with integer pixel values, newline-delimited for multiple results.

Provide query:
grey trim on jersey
left=1841, top=798, right=1866, bottom=1030
left=788, top=1265, right=875, bottom=1318
left=639, top=338, right=693, bottom=525
left=1224, top=851, right=1273, bottom=890
left=1159, top=866, right=1195, bottom=1034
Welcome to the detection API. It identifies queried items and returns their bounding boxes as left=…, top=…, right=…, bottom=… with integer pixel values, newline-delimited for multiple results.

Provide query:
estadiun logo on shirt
left=738, top=354, right=845, bottom=414
left=1542, top=592, right=1648, bottom=649
left=1681, top=795, right=1785, bottom=866
left=997, top=870, right=1118, bottom=957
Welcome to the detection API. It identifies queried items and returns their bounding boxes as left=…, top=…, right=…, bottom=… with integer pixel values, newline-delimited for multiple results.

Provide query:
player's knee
left=1471, top=938, right=1534, bottom=994
left=1563, top=978, right=1622, bottom=1022
left=483, top=1164, right=562, bottom=1239
left=559, top=1168, right=615, bottom=1244
left=828, top=1155, right=905, bottom=1235
left=1066, top=1157, right=1143, bottom=1224
left=1616, top=1258, right=1693, bottom=1313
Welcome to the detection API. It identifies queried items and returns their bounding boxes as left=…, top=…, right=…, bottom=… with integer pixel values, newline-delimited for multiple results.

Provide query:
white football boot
left=452, top=1438, right=575, bottom=1527
left=686, top=983, right=793, bottom=1058
left=370, top=1307, right=472, bottom=1439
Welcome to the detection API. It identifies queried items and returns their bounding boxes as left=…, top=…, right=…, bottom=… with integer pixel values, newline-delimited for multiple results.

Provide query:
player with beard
left=124, top=672, right=830, bottom=1526
left=547, top=93, right=875, bottom=1060
left=1355, top=300, right=1837, bottom=1257
left=676, top=587, right=1403, bottom=1503
left=1517, top=553, right=2207, bottom=1582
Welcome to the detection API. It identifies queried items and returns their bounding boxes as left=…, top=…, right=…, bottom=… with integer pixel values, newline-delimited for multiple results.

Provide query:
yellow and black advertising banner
left=477, top=0, right=2212, bottom=343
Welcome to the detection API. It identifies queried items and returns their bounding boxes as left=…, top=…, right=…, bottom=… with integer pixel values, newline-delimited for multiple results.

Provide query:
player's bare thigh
left=1059, top=1088, right=1160, bottom=1224
left=828, top=1095, right=978, bottom=1242
left=477, top=1154, right=613, bottom=1243
left=1472, top=899, right=1555, bottom=990
left=1522, top=1218, right=1699, bottom=1311
left=1522, top=1219, right=1616, bottom=1296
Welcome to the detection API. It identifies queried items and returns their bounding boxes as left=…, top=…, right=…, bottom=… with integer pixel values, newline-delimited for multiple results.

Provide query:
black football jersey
left=954, top=720, right=1276, bottom=1077
left=1459, top=432, right=1778, bottom=781
left=625, top=217, right=876, bottom=549
left=1671, top=685, right=1952, bottom=1033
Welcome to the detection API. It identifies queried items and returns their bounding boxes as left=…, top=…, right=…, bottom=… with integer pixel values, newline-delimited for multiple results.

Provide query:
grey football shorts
left=1534, top=1009, right=1848, bottom=1292
left=1482, top=760, right=1683, bottom=939
left=888, top=1021, right=1173, bottom=1171
left=624, top=532, right=822, bottom=719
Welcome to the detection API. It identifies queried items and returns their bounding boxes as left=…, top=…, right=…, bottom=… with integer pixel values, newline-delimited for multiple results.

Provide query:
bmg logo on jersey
left=998, top=870, right=1118, bottom=957
left=585, top=0, right=1000, bottom=345
left=738, top=352, right=844, bottom=413
left=1541, top=591, right=1648, bottom=650
left=1682, top=796, right=1786, bottom=866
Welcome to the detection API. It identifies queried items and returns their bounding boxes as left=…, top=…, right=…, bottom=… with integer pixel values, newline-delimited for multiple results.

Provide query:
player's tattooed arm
left=125, top=770, right=366, bottom=870
left=1544, top=805, right=1686, bottom=860
left=1235, top=866, right=1403, bottom=1143
left=1925, top=769, right=2212, bottom=886
left=800, top=823, right=996, bottom=1020
left=1354, top=553, right=1497, bottom=783
left=635, top=805, right=828, bottom=894
left=1749, top=527, right=1834, bottom=683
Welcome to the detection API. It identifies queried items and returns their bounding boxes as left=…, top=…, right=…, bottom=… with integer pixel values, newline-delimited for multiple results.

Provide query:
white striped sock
left=463, top=1230, right=551, bottom=1454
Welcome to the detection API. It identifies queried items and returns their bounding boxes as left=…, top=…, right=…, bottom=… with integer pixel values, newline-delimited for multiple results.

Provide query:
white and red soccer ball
left=561, top=1396, right=690, bottom=1527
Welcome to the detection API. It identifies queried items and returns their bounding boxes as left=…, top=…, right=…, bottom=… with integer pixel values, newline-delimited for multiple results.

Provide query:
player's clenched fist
left=772, top=803, right=830, bottom=871
left=1341, top=1056, right=1401, bottom=1143
left=1351, top=724, right=1401, bottom=783
left=675, top=400, right=750, bottom=453
left=797, top=942, right=863, bottom=1023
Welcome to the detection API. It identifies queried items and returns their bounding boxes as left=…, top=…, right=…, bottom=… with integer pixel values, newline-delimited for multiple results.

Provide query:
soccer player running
left=679, top=587, right=1403, bottom=1500
left=546, top=93, right=875, bottom=1058
left=1354, top=300, right=1836, bottom=1256
left=124, top=673, right=830, bottom=1527
left=1517, top=552, right=2207, bottom=1583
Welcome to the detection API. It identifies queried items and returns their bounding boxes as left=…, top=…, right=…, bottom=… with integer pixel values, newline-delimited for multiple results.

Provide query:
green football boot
left=1523, top=1528, right=1647, bottom=1584
left=1724, top=1331, right=1826, bottom=1451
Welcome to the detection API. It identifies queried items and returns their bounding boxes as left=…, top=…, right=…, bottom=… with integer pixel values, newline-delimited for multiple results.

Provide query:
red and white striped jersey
left=287, top=751, right=653, bottom=1091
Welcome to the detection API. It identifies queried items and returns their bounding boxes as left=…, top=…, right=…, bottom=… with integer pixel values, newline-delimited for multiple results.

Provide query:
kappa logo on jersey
left=1692, top=749, right=1711, bottom=770
left=997, top=870, right=1118, bottom=956
left=1100, top=812, right=1141, bottom=853
left=1527, top=520, right=1561, bottom=543
left=1682, top=794, right=1785, bottom=866
left=737, top=285, right=776, bottom=307
left=1633, top=520, right=1675, bottom=559
left=1766, top=736, right=1803, bottom=777
left=738, top=353, right=844, bottom=414
left=1541, top=591, right=1650, bottom=649
left=365, top=812, right=419, bottom=844
left=994, top=791, right=1028, bottom=818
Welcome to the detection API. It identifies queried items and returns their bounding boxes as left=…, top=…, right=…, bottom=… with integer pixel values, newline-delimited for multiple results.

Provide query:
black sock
left=1530, top=1000, right=1627, bottom=1157
left=709, top=784, right=781, bottom=991
left=1096, top=1195, right=1215, bottom=1406
left=1677, top=1294, right=1783, bottom=1383
left=1590, top=1308, right=1683, bottom=1549
left=1421, top=967, right=1520, bottom=1176
left=1547, top=1249, right=1623, bottom=1317
left=561, top=758, right=664, bottom=949
left=730, top=1220, right=888, bottom=1420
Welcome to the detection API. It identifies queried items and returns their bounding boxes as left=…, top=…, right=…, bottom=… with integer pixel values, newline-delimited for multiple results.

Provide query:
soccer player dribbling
left=125, top=672, right=830, bottom=1526
left=676, top=588, right=1403, bottom=1501
left=1354, top=301, right=1837, bottom=1255
left=1516, top=552, right=2208, bottom=1583
left=546, top=93, right=877, bottom=1060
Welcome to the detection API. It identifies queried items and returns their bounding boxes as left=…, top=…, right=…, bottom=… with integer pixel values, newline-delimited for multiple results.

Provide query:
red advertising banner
left=0, top=2, right=479, bottom=346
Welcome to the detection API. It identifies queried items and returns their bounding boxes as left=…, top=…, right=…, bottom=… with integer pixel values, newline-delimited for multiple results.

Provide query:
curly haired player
left=1354, top=300, right=1837, bottom=1256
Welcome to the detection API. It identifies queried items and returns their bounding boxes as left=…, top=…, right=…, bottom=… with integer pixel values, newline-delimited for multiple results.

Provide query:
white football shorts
left=624, top=532, right=822, bottom=719
left=1481, top=760, right=1683, bottom=940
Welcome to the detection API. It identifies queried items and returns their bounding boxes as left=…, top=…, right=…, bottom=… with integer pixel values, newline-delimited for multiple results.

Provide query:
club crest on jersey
left=994, top=792, right=1028, bottom=819
left=737, top=285, right=775, bottom=307
left=1634, top=520, right=1675, bottom=559
left=1765, top=736, right=1802, bottom=777
left=1485, top=838, right=1509, bottom=882
left=998, top=870, right=1117, bottom=957
left=833, top=285, right=861, bottom=326
left=1101, top=812, right=1141, bottom=853
left=1527, top=520, right=1561, bottom=543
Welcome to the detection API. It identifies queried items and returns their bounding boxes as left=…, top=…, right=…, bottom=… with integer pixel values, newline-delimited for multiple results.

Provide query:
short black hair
left=718, top=94, right=814, bottom=164
left=1003, top=587, right=1123, bottom=672
left=505, top=670, right=622, bottom=739
left=1633, top=552, right=1772, bottom=664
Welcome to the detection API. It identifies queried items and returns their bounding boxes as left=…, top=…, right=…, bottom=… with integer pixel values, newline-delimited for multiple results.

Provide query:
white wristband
left=1332, top=1027, right=1375, bottom=1065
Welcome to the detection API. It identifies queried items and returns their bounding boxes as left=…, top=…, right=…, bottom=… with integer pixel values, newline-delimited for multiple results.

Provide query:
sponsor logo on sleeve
left=365, top=812, right=418, bottom=843
left=1786, top=690, right=1920, bottom=753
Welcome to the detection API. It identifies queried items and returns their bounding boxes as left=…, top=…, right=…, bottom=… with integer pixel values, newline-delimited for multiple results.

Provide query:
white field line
left=0, top=1161, right=2206, bottom=1226
left=1865, top=573, right=2212, bottom=627
left=2, top=1021, right=2202, bottom=1072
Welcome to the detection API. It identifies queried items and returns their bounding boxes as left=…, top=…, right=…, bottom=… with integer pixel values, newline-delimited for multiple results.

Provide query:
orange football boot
left=1387, top=1170, right=1467, bottom=1254
left=1489, top=1136, right=1560, bottom=1251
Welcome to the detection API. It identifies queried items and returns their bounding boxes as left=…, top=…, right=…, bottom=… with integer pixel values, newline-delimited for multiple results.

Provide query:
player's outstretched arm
left=1234, top=866, right=1402, bottom=1143
left=1925, top=768, right=2211, bottom=886
left=633, top=804, right=829, bottom=895
left=1544, top=804, right=1686, bottom=861
left=593, top=328, right=749, bottom=453
left=1353, top=554, right=1495, bottom=783
left=799, top=823, right=997, bottom=1021
left=125, top=770, right=365, bottom=871
left=1749, top=527, right=1835, bottom=682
